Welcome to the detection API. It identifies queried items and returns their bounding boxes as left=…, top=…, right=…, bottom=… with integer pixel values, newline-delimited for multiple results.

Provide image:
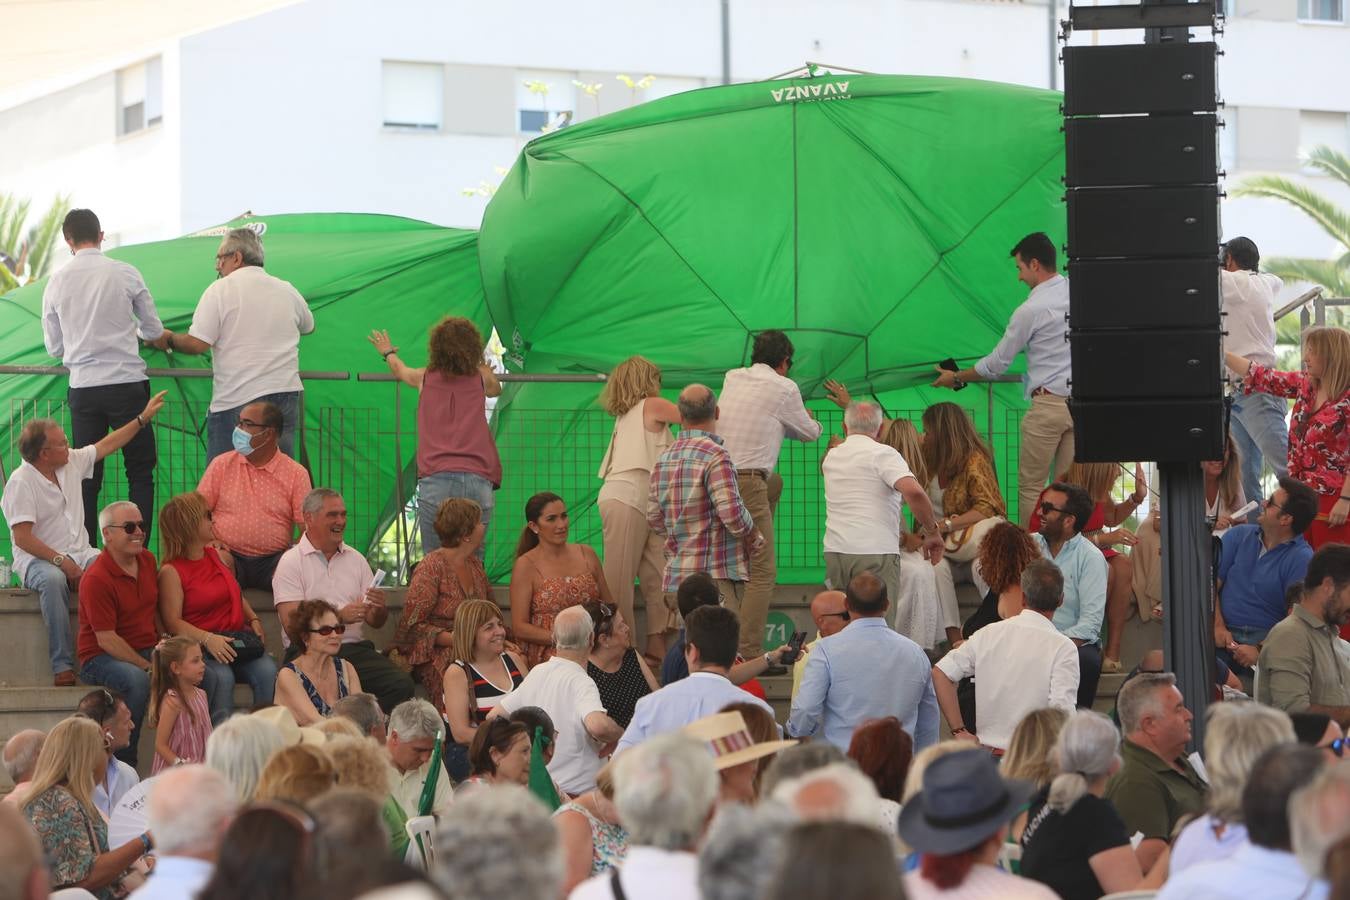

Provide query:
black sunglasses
left=820, top=610, right=851, bottom=621
left=308, top=624, right=347, bottom=636
left=1265, top=496, right=1289, bottom=514
left=1039, top=501, right=1067, bottom=516
left=104, top=521, right=145, bottom=534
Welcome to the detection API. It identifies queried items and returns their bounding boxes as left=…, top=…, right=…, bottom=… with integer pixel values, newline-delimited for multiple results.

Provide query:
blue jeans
left=202, top=654, right=279, bottom=726
left=206, top=390, right=300, bottom=463
left=417, top=471, right=494, bottom=559
left=23, top=560, right=76, bottom=675
left=79, top=648, right=152, bottom=767
left=1230, top=392, right=1289, bottom=518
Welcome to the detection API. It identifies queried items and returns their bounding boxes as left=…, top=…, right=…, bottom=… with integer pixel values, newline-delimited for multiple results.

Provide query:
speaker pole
left=1159, top=462, right=1214, bottom=751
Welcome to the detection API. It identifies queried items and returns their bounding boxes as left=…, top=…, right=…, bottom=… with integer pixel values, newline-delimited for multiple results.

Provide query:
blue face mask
left=232, top=426, right=256, bottom=457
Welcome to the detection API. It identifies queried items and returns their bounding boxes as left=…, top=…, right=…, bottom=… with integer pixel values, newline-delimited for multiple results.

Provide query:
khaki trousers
left=731, top=472, right=781, bottom=660
left=1018, top=393, right=1075, bottom=527
left=600, top=499, right=677, bottom=636
left=824, top=552, right=902, bottom=610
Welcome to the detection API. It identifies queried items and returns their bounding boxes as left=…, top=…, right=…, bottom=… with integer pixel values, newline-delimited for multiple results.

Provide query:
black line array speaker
left=1064, top=28, right=1225, bottom=462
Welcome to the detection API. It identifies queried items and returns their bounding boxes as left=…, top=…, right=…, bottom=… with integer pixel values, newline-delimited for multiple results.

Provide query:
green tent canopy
left=0, top=212, right=486, bottom=563
left=476, top=73, right=1066, bottom=580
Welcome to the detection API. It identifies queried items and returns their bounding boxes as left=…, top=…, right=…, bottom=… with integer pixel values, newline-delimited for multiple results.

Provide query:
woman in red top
left=1228, top=326, right=1350, bottom=549
left=157, top=491, right=275, bottom=724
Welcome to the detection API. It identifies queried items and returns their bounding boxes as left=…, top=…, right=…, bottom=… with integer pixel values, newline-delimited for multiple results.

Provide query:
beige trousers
left=1018, top=393, right=1075, bottom=527
left=600, top=499, right=677, bottom=636
left=732, top=472, right=782, bottom=660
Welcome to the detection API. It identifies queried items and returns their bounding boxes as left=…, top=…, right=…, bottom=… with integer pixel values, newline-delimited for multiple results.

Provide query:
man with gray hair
left=770, top=761, right=885, bottom=828
left=76, top=500, right=162, bottom=766
left=1291, top=756, right=1350, bottom=887
left=932, top=557, right=1079, bottom=751
left=493, top=606, right=623, bottom=795
left=435, top=785, right=562, bottom=900
left=821, top=400, right=943, bottom=605
left=272, top=487, right=412, bottom=712
left=385, top=698, right=451, bottom=819
left=648, top=384, right=765, bottom=641
left=572, top=732, right=719, bottom=899
left=130, top=765, right=236, bottom=899
left=1, top=730, right=44, bottom=808
left=1105, top=672, right=1206, bottom=871
left=166, top=225, right=315, bottom=460
left=333, top=692, right=387, bottom=743
left=0, top=390, right=164, bottom=686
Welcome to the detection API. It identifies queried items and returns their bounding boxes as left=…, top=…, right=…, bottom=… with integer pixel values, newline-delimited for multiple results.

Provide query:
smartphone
left=780, top=630, right=809, bottom=664
left=939, top=357, right=968, bottom=391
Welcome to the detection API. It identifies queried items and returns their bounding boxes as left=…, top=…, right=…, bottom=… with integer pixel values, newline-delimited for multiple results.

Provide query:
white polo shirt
left=1220, top=269, right=1282, bottom=369
left=189, top=265, right=315, bottom=412
left=934, top=609, right=1080, bottom=750
left=0, top=445, right=101, bottom=580
left=271, top=535, right=374, bottom=647
left=497, top=656, right=608, bottom=796
left=822, top=433, right=914, bottom=556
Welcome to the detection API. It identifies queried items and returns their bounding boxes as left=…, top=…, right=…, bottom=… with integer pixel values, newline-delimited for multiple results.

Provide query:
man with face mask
left=196, top=400, right=312, bottom=589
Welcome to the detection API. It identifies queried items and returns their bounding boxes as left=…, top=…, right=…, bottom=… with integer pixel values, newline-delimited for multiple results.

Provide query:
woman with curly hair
left=964, top=521, right=1042, bottom=638
left=368, top=317, right=502, bottom=557
left=596, top=356, right=681, bottom=666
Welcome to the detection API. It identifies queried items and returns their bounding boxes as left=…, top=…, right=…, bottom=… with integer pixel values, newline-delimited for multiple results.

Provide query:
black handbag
left=219, top=629, right=266, bottom=662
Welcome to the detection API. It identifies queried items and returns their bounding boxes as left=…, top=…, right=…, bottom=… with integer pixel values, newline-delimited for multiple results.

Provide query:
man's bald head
left=810, top=590, right=849, bottom=638
left=845, top=571, right=889, bottom=617
left=677, top=384, right=717, bottom=427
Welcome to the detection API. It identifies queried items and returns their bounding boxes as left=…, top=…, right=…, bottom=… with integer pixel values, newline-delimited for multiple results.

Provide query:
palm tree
left=0, top=193, right=71, bottom=292
left=1231, top=145, right=1350, bottom=305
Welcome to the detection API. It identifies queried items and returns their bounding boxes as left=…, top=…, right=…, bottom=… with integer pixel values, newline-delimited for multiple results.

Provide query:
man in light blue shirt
left=787, top=571, right=939, bottom=750
left=1032, top=482, right=1108, bottom=709
left=131, top=765, right=236, bottom=900
left=618, top=605, right=775, bottom=754
left=76, top=688, right=139, bottom=816
left=931, top=232, right=1073, bottom=527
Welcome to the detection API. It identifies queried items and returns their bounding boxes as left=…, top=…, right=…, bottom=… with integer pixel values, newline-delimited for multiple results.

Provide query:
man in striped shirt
left=648, top=385, right=765, bottom=602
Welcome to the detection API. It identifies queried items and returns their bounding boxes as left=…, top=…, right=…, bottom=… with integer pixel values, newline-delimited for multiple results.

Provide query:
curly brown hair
left=427, top=316, right=484, bottom=376
left=285, top=599, right=341, bottom=652
left=976, top=521, right=1041, bottom=595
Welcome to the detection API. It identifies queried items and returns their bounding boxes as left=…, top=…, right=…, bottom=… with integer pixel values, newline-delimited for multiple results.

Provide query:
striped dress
left=151, top=687, right=213, bottom=774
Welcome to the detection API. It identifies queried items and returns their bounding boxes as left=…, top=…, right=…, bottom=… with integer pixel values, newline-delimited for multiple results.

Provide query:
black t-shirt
left=1019, top=788, right=1131, bottom=900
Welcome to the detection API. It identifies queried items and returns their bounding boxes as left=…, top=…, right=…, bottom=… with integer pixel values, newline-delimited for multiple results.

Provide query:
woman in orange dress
left=509, top=492, right=615, bottom=667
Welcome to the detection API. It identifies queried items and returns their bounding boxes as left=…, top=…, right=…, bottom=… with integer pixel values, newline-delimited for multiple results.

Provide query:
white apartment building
left=3, top=0, right=1348, bottom=271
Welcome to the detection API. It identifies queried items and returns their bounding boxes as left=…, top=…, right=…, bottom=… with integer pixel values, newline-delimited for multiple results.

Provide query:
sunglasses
left=820, top=610, right=851, bottom=621
left=1264, top=496, right=1289, bottom=514
left=308, top=624, right=347, bottom=636
left=1039, top=502, right=1067, bottom=516
left=104, top=521, right=145, bottom=534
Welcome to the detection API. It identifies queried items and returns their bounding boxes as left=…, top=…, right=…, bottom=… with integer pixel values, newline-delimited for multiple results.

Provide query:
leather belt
left=1031, top=387, right=1066, bottom=398
left=738, top=468, right=770, bottom=479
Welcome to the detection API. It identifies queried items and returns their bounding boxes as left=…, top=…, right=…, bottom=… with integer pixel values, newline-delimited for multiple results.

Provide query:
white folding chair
left=405, top=814, right=437, bottom=870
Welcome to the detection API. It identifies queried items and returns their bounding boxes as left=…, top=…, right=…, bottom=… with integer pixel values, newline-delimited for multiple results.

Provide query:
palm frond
left=25, top=195, right=70, bottom=280
left=1231, top=175, right=1350, bottom=251
left=0, top=194, right=32, bottom=256
left=1262, top=256, right=1350, bottom=296
left=1306, top=145, right=1350, bottom=190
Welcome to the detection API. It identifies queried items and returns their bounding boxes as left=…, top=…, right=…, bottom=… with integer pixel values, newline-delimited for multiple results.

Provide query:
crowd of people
left=2, top=212, right=1350, bottom=898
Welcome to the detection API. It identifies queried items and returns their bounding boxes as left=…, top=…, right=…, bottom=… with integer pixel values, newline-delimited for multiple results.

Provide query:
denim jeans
left=202, top=654, right=280, bottom=726
left=1230, top=392, right=1289, bottom=518
left=68, top=380, right=156, bottom=545
left=79, top=648, right=153, bottom=767
left=23, top=560, right=76, bottom=675
left=206, top=390, right=300, bottom=463
left=417, top=471, right=495, bottom=559
left=1218, top=623, right=1271, bottom=680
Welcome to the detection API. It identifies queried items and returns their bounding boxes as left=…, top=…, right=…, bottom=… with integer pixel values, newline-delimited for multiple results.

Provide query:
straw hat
left=251, top=705, right=327, bottom=746
left=682, top=711, right=796, bottom=770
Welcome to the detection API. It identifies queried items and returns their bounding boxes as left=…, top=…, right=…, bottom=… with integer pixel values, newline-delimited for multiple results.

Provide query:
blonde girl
left=148, top=636, right=213, bottom=773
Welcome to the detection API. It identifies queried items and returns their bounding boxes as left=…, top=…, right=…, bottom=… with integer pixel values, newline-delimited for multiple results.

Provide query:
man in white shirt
left=273, top=488, right=413, bottom=712
left=822, top=400, right=943, bottom=602
left=617, top=604, right=776, bottom=754
left=1220, top=236, right=1287, bottom=516
left=76, top=688, right=140, bottom=816
left=165, top=227, right=314, bottom=461
left=932, top=232, right=1072, bottom=527
left=42, top=209, right=168, bottom=544
left=933, top=558, right=1079, bottom=751
left=571, top=732, right=717, bottom=900
left=131, top=765, right=236, bottom=900
left=0, top=396, right=164, bottom=685
left=385, top=699, right=452, bottom=818
left=718, top=330, right=823, bottom=659
left=494, top=606, right=624, bottom=796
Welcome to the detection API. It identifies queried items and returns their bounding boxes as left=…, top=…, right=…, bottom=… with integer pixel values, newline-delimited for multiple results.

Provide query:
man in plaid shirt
left=648, top=385, right=766, bottom=601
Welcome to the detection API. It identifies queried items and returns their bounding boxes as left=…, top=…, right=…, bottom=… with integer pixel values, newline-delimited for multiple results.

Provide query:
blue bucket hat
left=897, top=749, right=1034, bottom=855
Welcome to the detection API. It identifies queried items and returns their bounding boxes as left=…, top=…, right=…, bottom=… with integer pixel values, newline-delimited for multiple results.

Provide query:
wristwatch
left=51, top=554, right=66, bottom=567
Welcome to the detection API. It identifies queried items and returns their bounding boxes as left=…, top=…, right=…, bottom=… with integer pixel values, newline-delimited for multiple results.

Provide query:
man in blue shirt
left=787, top=571, right=939, bottom=750
left=1032, top=481, right=1108, bottom=709
left=1216, top=476, right=1317, bottom=680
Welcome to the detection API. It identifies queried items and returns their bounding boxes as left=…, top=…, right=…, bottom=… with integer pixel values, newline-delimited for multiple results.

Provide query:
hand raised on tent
left=367, top=329, right=397, bottom=357
left=823, top=379, right=851, bottom=410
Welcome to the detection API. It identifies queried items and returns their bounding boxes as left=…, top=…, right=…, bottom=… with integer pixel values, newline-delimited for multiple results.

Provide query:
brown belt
left=1031, top=387, right=1065, bottom=398
left=738, top=469, right=770, bottom=479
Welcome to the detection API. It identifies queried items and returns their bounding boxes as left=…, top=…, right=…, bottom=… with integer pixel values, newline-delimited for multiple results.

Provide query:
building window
left=117, top=57, right=162, bottom=136
left=1299, top=110, right=1349, bottom=171
left=517, top=71, right=574, bottom=134
left=1298, top=0, right=1344, bottom=21
left=382, top=61, right=444, bottom=130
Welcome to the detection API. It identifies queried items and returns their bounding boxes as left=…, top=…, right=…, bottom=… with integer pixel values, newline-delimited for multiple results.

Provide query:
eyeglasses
left=215, top=251, right=239, bottom=262
left=237, top=417, right=269, bottom=430
left=1039, top=501, right=1067, bottom=516
left=308, top=624, right=347, bottom=636
left=1264, top=496, right=1288, bottom=514
left=1325, top=737, right=1346, bottom=758
left=103, top=521, right=145, bottom=534
left=819, top=610, right=851, bottom=621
